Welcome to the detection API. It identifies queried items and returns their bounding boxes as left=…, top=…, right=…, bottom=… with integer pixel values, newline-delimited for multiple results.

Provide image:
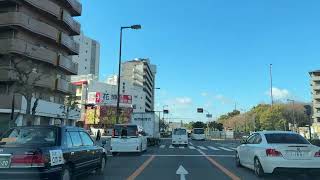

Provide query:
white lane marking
left=219, top=147, right=234, bottom=151
left=230, top=147, right=237, bottom=150
left=208, top=146, right=219, bottom=151
left=176, top=165, right=189, bottom=180
left=179, top=146, right=185, bottom=149
left=188, top=146, right=196, bottom=150
left=169, top=145, right=174, bottom=149
left=197, top=149, right=206, bottom=156
left=142, top=154, right=235, bottom=157
left=189, top=142, right=194, bottom=146
left=160, top=145, right=165, bottom=149
left=198, top=146, right=208, bottom=150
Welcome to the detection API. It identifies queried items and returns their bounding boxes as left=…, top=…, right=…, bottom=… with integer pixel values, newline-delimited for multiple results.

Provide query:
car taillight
left=11, top=154, right=47, bottom=167
left=112, top=129, right=115, bottom=137
left=314, top=151, right=320, bottom=157
left=266, top=149, right=282, bottom=157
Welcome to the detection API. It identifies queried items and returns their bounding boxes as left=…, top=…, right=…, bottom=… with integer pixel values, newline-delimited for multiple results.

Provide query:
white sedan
left=236, top=131, right=320, bottom=177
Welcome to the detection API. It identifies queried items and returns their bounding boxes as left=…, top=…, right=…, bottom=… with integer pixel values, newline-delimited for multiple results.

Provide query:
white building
left=121, top=58, right=157, bottom=112
left=105, top=75, right=146, bottom=113
left=72, top=32, right=100, bottom=78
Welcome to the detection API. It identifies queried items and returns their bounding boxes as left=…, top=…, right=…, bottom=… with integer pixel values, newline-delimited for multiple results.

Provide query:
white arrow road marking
left=176, top=165, right=188, bottom=180
left=169, top=145, right=174, bottom=149
left=198, top=146, right=208, bottom=150
left=179, top=146, right=185, bottom=149
left=188, top=146, right=196, bottom=150
left=160, top=145, right=165, bottom=149
left=219, top=147, right=233, bottom=151
left=208, top=146, right=219, bottom=151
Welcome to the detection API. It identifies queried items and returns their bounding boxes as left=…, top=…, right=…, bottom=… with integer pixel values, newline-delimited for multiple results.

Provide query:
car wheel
left=254, top=158, right=265, bottom=177
left=96, top=156, right=106, bottom=175
left=60, top=166, right=72, bottom=180
left=235, top=152, right=242, bottom=167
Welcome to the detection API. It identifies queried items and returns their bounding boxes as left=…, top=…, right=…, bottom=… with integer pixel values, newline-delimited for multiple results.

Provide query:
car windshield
left=265, top=133, right=310, bottom=144
left=0, top=127, right=57, bottom=147
left=194, top=129, right=204, bottom=134
left=173, top=129, right=187, bottom=135
left=114, top=125, right=137, bottom=137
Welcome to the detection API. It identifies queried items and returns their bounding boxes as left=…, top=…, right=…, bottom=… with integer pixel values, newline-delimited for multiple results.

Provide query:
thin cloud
left=266, top=87, right=290, bottom=100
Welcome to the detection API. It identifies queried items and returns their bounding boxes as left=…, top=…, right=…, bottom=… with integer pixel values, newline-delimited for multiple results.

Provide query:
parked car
left=110, top=124, right=147, bottom=156
left=191, top=128, right=205, bottom=140
left=0, top=126, right=107, bottom=180
left=172, top=128, right=188, bottom=146
left=235, top=131, right=320, bottom=177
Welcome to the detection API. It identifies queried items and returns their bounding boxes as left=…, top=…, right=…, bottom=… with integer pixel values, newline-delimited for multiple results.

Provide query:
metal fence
left=206, top=130, right=249, bottom=140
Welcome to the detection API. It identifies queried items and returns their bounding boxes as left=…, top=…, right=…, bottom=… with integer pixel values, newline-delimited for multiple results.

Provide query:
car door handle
left=71, top=152, right=75, bottom=155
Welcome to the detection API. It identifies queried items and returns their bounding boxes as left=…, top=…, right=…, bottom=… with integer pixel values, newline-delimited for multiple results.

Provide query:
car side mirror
left=240, top=139, right=247, bottom=144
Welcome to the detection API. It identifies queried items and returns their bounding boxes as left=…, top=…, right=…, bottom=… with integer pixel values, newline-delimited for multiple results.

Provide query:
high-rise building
left=122, top=58, right=157, bottom=112
left=310, top=70, right=320, bottom=124
left=0, top=0, right=82, bottom=129
left=72, top=32, right=100, bottom=78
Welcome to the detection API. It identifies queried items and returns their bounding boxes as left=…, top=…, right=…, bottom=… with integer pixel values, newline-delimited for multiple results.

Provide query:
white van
left=191, top=128, right=205, bottom=140
left=172, top=128, right=188, bottom=146
left=110, top=124, right=148, bottom=155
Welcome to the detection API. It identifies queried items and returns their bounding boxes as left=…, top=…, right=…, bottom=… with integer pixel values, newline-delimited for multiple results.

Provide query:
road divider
left=127, top=155, right=155, bottom=180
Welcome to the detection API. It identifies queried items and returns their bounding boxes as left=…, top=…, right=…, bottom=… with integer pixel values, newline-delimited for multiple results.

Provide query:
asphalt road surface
left=81, top=139, right=319, bottom=180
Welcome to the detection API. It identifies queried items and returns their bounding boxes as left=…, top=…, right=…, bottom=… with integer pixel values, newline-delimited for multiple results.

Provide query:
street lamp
left=116, top=24, right=142, bottom=124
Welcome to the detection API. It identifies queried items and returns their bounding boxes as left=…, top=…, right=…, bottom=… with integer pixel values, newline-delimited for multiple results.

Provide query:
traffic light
left=197, top=108, right=204, bottom=113
left=304, top=105, right=312, bottom=116
left=163, top=109, right=169, bottom=114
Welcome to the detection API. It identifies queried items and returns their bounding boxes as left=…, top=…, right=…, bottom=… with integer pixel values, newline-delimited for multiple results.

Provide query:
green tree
left=192, top=121, right=206, bottom=129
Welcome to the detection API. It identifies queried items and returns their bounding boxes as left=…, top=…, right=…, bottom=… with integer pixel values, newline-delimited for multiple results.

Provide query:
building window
left=85, top=59, right=87, bottom=62
left=86, top=50, right=88, bottom=53
left=134, top=95, right=138, bottom=98
left=133, top=105, right=136, bottom=109
left=122, top=90, right=125, bottom=93
left=317, top=118, right=320, bottom=123
left=84, top=67, right=87, bottom=70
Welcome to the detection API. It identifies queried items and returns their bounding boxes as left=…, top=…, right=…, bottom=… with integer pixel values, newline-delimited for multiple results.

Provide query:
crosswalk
left=159, top=144, right=236, bottom=152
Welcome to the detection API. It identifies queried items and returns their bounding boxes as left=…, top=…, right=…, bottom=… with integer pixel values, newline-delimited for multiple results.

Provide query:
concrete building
left=72, top=32, right=100, bottom=78
left=122, top=58, right=157, bottom=112
left=310, top=70, right=320, bottom=123
left=0, top=0, right=82, bottom=130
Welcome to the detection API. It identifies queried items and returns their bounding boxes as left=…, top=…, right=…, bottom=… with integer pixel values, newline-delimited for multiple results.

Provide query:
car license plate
left=0, top=156, right=10, bottom=168
left=286, top=150, right=304, bottom=157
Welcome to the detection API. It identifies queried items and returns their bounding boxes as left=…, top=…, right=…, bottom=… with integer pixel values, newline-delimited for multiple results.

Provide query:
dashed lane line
left=188, top=146, right=196, bottom=150
left=160, top=145, right=165, bottom=149
left=169, top=145, right=174, bottom=149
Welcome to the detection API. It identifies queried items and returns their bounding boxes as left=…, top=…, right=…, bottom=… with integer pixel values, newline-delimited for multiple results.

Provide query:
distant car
left=0, top=126, right=107, bottom=180
left=110, top=124, right=147, bottom=156
left=235, top=131, right=320, bottom=177
left=172, top=128, right=188, bottom=146
left=191, top=128, right=205, bottom=140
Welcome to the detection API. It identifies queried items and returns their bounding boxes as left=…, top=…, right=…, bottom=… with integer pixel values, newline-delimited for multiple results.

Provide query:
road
left=82, top=139, right=317, bottom=180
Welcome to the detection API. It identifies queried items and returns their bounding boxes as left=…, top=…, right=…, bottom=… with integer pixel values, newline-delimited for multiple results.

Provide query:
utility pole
left=287, top=99, right=296, bottom=132
left=270, top=64, right=274, bottom=107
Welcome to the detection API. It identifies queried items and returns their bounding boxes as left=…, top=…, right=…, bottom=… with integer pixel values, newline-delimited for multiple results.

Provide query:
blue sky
left=78, top=0, right=320, bottom=122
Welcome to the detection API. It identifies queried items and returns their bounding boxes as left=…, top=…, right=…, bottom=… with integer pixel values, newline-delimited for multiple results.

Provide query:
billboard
left=85, top=106, right=133, bottom=125
left=87, top=92, right=132, bottom=105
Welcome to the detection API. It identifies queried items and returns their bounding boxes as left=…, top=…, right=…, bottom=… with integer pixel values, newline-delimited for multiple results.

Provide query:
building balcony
left=58, top=55, right=78, bottom=75
left=0, top=69, right=16, bottom=82
left=60, top=33, right=79, bottom=55
left=60, top=0, right=82, bottom=16
left=23, top=0, right=61, bottom=18
left=62, top=10, right=81, bottom=35
left=313, top=85, right=320, bottom=90
left=314, top=94, right=320, bottom=100
left=0, top=38, right=57, bottom=65
left=313, top=76, right=320, bottom=82
left=55, top=78, right=76, bottom=94
left=313, top=112, right=320, bottom=118
left=0, top=94, right=22, bottom=110
left=0, top=12, right=59, bottom=41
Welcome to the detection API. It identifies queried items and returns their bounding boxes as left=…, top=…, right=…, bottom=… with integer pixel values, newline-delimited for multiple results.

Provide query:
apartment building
left=122, top=58, right=157, bottom=112
left=310, top=70, right=320, bottom=124
left=0, top=0, right=82, bottom=129
left=72, top=32, right=100, bottom=78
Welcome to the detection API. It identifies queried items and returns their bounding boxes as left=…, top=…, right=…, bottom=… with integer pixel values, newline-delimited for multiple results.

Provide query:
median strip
left=127, top=155, right=155, bottom=180
left=197, top=149, right=241, bottom=180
